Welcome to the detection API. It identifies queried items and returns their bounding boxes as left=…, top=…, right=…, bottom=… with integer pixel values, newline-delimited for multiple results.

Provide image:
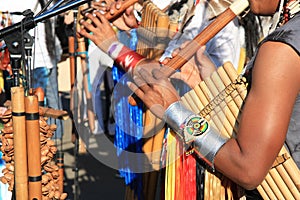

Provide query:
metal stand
left=71, top=10, right=80, bottom=200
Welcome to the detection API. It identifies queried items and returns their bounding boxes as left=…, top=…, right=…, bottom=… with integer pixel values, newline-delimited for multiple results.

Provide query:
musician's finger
left=78, top=19, right=96, bottom=36
left=180, top=41, right=190, bottom=49
left=172, top=49, right=179, bottom=58
left=127, top=81, right=145, bottom=100
left=128, top=95, right=138, bottom=106
left=137, top=68, right=156, bottom=85
left=154, top=66, right=175, bottom=78
left=82, top=13, right=99, bottom=29
left=195, top=45, right=206, bottom=61
left=115, top=1, right=122, bottom=10
left=160, top=57, right=171, bottom=65
left=95, top=11, right=110, bottom=26
left=132, top=74, right=151, bottom=92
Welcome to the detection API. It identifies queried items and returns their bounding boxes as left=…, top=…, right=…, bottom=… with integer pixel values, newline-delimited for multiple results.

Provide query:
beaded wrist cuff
left=164, top=101, right=194, bottom=135
left=164, top=101, right=228, bottom=170
left=192, top=125, right=228, bottom=171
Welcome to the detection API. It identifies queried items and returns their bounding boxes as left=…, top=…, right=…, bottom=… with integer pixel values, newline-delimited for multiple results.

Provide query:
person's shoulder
left=265, top=14, right=300, bottom=56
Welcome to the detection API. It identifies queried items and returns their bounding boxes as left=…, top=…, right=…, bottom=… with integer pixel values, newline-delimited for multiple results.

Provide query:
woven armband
left=107, top=42, right=145, bottom=72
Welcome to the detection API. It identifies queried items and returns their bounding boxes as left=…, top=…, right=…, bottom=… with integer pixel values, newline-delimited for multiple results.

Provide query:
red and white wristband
left=164, top=101, right=228, bottom=171
left=107, top=41, right=145, bottom=72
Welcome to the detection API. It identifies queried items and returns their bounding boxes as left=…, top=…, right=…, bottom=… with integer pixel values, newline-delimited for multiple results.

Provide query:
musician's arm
left=213, top=41, right=300, bottom=189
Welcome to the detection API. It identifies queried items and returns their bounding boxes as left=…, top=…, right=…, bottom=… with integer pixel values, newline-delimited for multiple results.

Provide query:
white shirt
left=151, top=0, right=179, bottom=10
left=160, top=1, right=241, bottom=69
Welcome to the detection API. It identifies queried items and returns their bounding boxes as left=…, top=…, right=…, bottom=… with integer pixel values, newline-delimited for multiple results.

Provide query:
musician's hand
left=194, top=46, right=217, bottom=79
left=161, top=41, right=201, bottom=88
left=127, top=67, right=180, bottom=119
left=112, top=2, right=141, bottom=31
left=128, top=60, right=162, bottom=106
left=91, top=0, right=114, bottom=13
left=78, top=11, right=118, bottom=53
left=171, top=46, right=216, bottom=88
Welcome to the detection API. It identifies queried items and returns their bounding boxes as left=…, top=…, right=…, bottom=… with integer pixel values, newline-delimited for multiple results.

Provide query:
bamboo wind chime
left=0, top=88, right=68, bottom=200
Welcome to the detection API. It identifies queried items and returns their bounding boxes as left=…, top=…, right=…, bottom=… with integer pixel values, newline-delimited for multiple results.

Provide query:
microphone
left=0, top=0, right=92, bottom=39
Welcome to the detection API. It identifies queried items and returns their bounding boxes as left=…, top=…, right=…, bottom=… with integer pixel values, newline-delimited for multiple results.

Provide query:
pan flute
left=180, top=62, right=300, bottom=199
left=136, top=1, right=176, bottom=61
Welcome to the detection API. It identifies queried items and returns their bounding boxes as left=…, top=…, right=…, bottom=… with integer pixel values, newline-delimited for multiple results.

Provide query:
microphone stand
left=72, top=9, right=80, bottom=200
left=0, top=0, right=91, bottom=40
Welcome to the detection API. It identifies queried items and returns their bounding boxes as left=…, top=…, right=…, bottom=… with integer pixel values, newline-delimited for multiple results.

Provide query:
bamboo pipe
left=216, top=63, right=245, bottom=115
left=33, top=87, right=45, bottom=107
left=279, top=147, right=300, bottom=193
left=204, top=74, right=238, bottom=135
left=210, top=71, right=240, bottom=128
left=274, top=159, right=300, bottom=199
left=11, top=87, right=28, bottom=200
left=25, top=95, right=42, bottom=200
left=68, top=36, right=76, bottom=89
left=77, top=4, right=96, bottom=133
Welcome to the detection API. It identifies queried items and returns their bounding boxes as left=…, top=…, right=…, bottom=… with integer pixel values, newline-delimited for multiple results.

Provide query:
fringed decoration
left=112, top=29, right=144, bottom=200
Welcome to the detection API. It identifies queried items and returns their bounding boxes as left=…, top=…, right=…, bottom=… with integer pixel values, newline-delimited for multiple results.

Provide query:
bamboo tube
left=25, top=95, right=42, bottom=200
left=268, top=167, right=294, bottom=199
left=279, top=147, right=300, bottom=190
left=223, top=63, right=247, bottom=100
left=264, top=173, right=285, bottom=199
left=210, top=71, right=240, bottom=129
left=34, top=87, right=45, bottom=107
left=154, top=12, right=169, bottom=60
left=275, top=161, right=300, bottom=199
left=204, top=75, right=238, bottom=136
left=256, top=185, right=270, bottom=200
left=198, top=81, right=231, bottom=137
left=68, top=36, right=76, bottom=88
left=183, top=92, right=200, bottom=114
left=192, top=84, right=217, bottom=132
left=77, top=4, right=95, bottom=133
left=216, top=64, right=245, bottom=116
left=11, top=87, right=28, bottom=200
left=204, top=170, right=210, bottom=200
left=259, top=179, right=277, bottom=200
left=187, top=89, right=202, bottom=114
